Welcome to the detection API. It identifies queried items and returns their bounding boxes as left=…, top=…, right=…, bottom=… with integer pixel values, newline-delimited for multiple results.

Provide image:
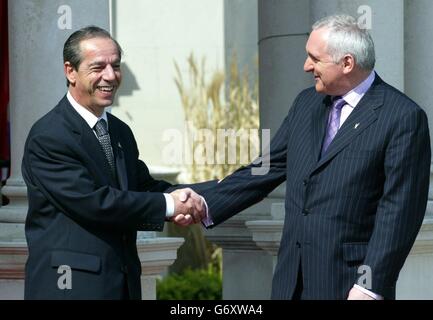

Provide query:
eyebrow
left=307, top=52, right=319, bottom=61
left=88, top=60, right=121, bottom=67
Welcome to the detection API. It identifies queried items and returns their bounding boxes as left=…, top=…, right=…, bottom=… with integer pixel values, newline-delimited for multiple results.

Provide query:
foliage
left=174, top=53, right=259, bottom=182
left=157, top=247, right=222, bottom=300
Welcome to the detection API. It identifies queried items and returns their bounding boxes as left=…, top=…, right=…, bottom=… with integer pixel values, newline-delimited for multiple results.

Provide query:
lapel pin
left=118, top=142, right=122, bottom=149
left=354, top=123, right=360, bottom=129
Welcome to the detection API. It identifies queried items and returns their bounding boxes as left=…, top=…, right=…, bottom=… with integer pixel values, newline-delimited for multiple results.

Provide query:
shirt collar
left=66, top=91, right=108, bottom=129
left=341, top=71, right=376, bottom=108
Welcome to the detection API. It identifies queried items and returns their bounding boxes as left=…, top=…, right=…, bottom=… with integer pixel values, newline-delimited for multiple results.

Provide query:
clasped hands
left=169, top=188, right=206, bottom=226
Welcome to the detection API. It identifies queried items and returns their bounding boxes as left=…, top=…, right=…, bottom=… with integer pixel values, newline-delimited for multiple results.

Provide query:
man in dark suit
left=22, top=26, right=207, bottom=299
left=200, top=14, right=431, bottom=299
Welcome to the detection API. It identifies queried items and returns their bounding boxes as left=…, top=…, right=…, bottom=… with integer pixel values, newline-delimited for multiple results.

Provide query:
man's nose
left=304, top=57, right=313, bottom=72
left=102, top=65, right=116, bottom=80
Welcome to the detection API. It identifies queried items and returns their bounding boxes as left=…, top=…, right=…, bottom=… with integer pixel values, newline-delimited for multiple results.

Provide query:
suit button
left=296, top=241, right=301, bottom=248
left=302, top=209, right=310, bottom=216
left=303, top=179, right=309, bottom=186
left=121, top=265, right=128, bottom=273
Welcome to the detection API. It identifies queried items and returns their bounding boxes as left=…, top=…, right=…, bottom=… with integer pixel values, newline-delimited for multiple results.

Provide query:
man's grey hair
left=312, top=14, right=375, bottom=71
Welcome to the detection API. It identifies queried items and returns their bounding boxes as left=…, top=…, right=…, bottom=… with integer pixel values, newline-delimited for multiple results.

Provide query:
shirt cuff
left=164, top=193, right=175, bottom=218
left=201, top=196, right=214, bottom=227
left=353, top=284, right=383, bottom=300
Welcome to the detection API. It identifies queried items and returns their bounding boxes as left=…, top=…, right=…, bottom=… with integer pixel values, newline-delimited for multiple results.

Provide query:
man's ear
left=341, top=54, right=355, bottom=74
left=64, top=61, right=76, bottom=86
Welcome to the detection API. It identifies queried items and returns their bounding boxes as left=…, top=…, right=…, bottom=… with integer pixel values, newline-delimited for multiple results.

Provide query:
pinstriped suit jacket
left=202, top=74, right=431, bottom=299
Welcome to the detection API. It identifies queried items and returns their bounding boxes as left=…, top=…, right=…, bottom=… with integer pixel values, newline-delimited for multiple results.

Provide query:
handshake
left=169, top=188, right=207, bottom=226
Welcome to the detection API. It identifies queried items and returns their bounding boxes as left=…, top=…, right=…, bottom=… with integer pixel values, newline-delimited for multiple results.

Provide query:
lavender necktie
left=94, top=119, right=116, bottom=176
left=321, top=97, right=346, bottom=156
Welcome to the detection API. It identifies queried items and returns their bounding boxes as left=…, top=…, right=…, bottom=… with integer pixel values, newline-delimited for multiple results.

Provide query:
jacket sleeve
left=361, top=107, right=431, bottom=298
left=22, top=132, right=167, bottom=231
left=199, top=94, right=303, bottom=226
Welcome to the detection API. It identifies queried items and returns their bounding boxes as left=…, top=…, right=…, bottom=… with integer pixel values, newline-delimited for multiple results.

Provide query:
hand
left=170, top=188, right=205, bottom=226
left=347, top=287, right=375, bottom=300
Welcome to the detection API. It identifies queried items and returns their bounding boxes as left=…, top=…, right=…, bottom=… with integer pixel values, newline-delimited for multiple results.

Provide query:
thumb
left=179, top=190, right=189, bottom=202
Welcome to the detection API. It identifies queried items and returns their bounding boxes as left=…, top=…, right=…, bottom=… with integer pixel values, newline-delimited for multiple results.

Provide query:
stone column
left=0, top=0, right=85, bottom=239
left=205, top=199, right=275, bottom=299
left=224, top=0, right=258, bottom=79
left=405, top=0, right=433, bottom=217
left=397, top=0, right=433, bottom=299
left=245, top=206, right=284, bottom=272
left=202, top=0, right=266, bottom=300
left=259, top=0, right=311, bottom=134
left=137, top=235, right=184, bottom=300
left=0, top=0, right=106, bottom=298
left=396, top=222, right=433, bottom=299
left=204, top=0, right=311, bottom=300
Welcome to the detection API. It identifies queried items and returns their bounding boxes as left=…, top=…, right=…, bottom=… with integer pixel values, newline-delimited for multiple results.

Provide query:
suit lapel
left=310, top=76, right=385, bottom=176
left=80, top=124, right=115, bottom=181
left=60, top=96, right=119, bottom=187
left=107, top=115, right=128, bottom=190
left=311, top=95, right=332, bottom=162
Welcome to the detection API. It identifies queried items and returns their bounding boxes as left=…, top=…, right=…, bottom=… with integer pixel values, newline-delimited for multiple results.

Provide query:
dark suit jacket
left=201, top=75, right=431, bottom=299
left=22, top=95, right=174, bottom=299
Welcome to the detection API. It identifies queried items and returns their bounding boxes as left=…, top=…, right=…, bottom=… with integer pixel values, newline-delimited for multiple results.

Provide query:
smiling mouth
left=97, top=85, right=115, bottom=93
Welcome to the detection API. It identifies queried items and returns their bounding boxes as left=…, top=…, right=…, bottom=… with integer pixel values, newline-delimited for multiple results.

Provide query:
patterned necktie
left=94, top=119, right=116, bottom=176
left=321, top=97, right=346, bottom=156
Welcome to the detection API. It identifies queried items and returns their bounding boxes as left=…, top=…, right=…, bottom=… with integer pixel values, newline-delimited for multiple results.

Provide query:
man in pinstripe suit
left=199, top=14, right=431, bottom=299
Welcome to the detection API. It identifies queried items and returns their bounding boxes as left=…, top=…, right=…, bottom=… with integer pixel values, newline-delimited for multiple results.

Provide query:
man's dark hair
left=63, top=25, right=123, bottom=86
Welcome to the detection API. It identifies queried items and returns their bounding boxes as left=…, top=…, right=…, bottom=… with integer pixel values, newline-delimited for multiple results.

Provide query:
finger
left=190, top=210, right=202, bottom=224
left=179, top=191, right=188, bottom=202
left=190, top=200, right=204, bottom=221
left=174, top=214, right=186, bottom=223
left=188, top=190, right=200, bottom=201
left=184, top=214, right=193, bottom=224
left=187, top=192, right=204, bottom=216
left=175, top=213, right=192, bottom=225
left=195, top=197, right=204, bottom=216
left=175, top=214, right=192, bottom=226
left=174, top=219, right=190, bottom=226
left=174, top=219, right=189, bottom=226
left=174, top=212, right=194, bottom=226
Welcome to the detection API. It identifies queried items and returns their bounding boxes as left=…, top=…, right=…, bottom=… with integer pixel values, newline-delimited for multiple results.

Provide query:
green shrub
left=156, top=265, right=222, bottom=300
